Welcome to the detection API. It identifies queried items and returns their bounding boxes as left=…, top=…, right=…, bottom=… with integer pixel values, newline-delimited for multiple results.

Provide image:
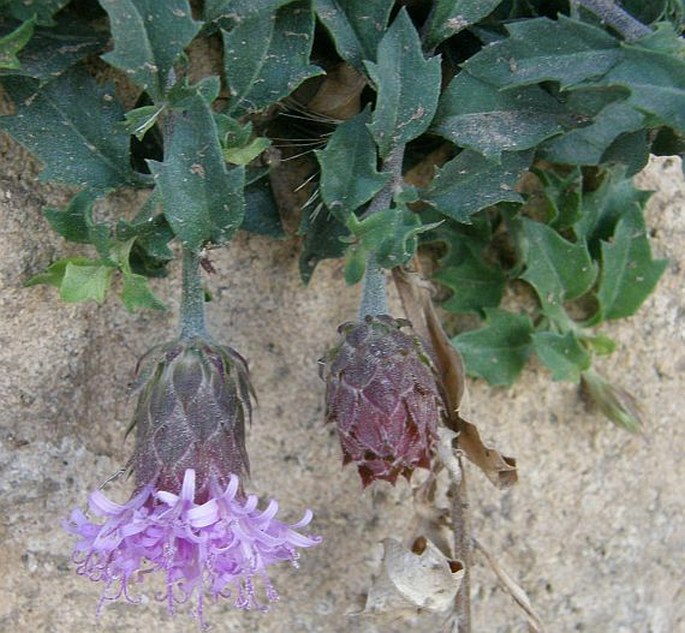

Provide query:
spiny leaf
left=315, top=106, right=389, bottom=221
left=221, top=0, right=323, bottom=115
left=423, top=0, right=504, bottom=50
left=595, top=207, right=667, bottom=321
left=432, top=72, right=567, bottom=160
left=365, top=8, right=441, bottom=158
left=452, top=308, right=534, bottom=386
left=99, top=0, right=201, bottom=101
left=24, top=256, right=92, bottom=288
left=0, top=19, right=34, bottom=70
left=423, top=149, right=532, bottom=223
left=149, top=93, right=245, bottom=251
left=0, top=68, right=135, bottom=189
left=520, top=217, right=597, bottom=306
left=299, top=208, right=349, bottom=284
left=121, top=272, right=166, bottom=312
left=463, top=15, right=621, bottom=90
left=533, top=166, right=582, bottom=229
left=313, top=0, right=393, bottom=70
left=532, top=331, right=591, bottom=382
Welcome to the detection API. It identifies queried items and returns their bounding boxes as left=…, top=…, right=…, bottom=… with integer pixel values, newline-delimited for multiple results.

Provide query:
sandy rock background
left=0, top=128, right=682, bottom=633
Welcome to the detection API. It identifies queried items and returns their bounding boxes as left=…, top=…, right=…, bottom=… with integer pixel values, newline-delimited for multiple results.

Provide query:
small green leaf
left=365, top=9, right=441, bottom=158
left=432, top=73, right=567, bottom=161
left=463, top=16, right=621, bottom=90
left=580, top=333, right=617, bottom=356
left=0, top=68, right=135, bottom=189
left=532, top=331, right=591, bottom=382
left=123, top=105, right=165, bottom=141
left=423, top=149, right=532, bottom=222
left=223, top=137, right=271, bottom=166
left=149, top=94, right=245, bottom=250
left=24, top=256, right=92, bottom=288
left=315, top=107, right=389, bottom=222
left=59, top=262, right=114, bottom=304
left=574, top=166, right=651, bottom=256
left=313, top=0, right=393, bottom=70
left=534, top=167, right=583, bottom=229
left=520, top=217, right=598, bottom=306
left=434, top=246, right=505, bottom=314
left=343, top=244, right=367, bottom=285
left=99, top=0, right=201, bottom=101
left=221, top=0, right=323, bottom=115
left=0, top=19, right=34, bottom=70
left=452, top=308, right=534, bottom=386
left=121, top=272, right=166, bottom=312
left=347, top=206, right=440, bottom=270
left=423, top=0, right=504, bottom=50
left=595, top=208, right=667, bottom=321
left=242, top=175, right=285, bottom=237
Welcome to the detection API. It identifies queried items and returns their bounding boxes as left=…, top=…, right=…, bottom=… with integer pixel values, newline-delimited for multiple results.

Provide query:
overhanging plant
left=0, top=0, right=682, bottom=630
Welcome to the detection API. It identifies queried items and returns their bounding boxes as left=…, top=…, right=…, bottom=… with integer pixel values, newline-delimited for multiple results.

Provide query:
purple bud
left=321, top=315, right=444, bottom=487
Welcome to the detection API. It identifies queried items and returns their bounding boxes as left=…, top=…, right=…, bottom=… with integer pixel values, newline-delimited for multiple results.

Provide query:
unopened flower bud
left=321, top=315, right=444, bottom=487
left=581, top=368, right=643, bottom=433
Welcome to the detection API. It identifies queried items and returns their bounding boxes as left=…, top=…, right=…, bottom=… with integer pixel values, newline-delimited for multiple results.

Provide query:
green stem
left=179, top=247, right=208, bottom=340
left=357, top=144, right=406, bottom=319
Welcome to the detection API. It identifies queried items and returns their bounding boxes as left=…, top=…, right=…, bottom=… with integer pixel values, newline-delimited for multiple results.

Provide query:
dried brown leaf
left=304, top=63, right=366, bottom=121
left=392, top=265, right=518, bottom=488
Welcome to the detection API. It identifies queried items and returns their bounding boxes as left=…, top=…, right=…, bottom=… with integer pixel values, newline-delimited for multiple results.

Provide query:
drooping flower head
left=64, top=337, right=320, bottom=622
left=321, top=315, right=444, bottom=487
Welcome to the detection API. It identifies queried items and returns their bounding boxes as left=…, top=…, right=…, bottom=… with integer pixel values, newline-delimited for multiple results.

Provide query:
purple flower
left=65, top=469, right=321, bottom=622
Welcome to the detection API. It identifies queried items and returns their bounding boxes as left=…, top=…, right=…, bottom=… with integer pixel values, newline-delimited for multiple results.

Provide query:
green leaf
left=534, top=167, right=582, bottom=229
left=520, top=217, right=598, bottom=306
left=532, top=331, right=591, bottom=382
left=595, top=207, right=667, bottom=321
left=149, top=94, right=245, bottom=250
left=24, top=256, right=92, bottom=288
left=452, top=308, right=534, bottom=386
left=574, top=167, right=651, bottom=256
left=224, top=137, right=271, bottom=166
left=423, top=0, right=504, bottom=50
left=299, top=208, right=349, bottom=284
left=423, top=149, right=532, bottom=222
left=0, top=19, right=34, bottom=70
left=4, top=0, right=69, bottom=26
left=313, top=0, right=393, bottom=70
left=243, top=175, right=285, bottom=237
left=347, top=206, right=440, bottom=271
left=434, top=245, right=505, bottom=314
left=204, top=0, right=296, bottom=23
left=365, top=9, right=441, bottom=158
left=121, top=272, right=166, bottom=312
left=43, top=189, right=111, bottom=258
left=315, top=107, right=389, bottom=222
left=542, top=99, right=644, bottom=166
left=463, top=16, right=621, bottom=90
left=591, top=26, right=685, bottom=131
left=0, top=68, right=135, bottom=189
left=59, top=262, right=114, bottom=304
left=123, top=105, right=165, bottom=141
left=99, top=0, right=201, bottom=101
left=221, top=0, right=323, bottom=115
left=0, top=16, right=107, bottom=80
left=432, top=73, right=567, bottom=160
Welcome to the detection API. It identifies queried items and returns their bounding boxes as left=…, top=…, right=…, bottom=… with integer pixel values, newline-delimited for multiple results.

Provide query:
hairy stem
left=179, top=247, right=208, bottom=340
left=357, top=145, right=406, bottom=319
left=572, top=0, right=651, bottom=41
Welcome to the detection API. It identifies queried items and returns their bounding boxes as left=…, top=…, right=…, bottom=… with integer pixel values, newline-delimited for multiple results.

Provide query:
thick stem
left=572, top=0, right=651, bottom=41
left=357, top=145, right=406, bottom=319
left=179, top=247, right=208, bottom=341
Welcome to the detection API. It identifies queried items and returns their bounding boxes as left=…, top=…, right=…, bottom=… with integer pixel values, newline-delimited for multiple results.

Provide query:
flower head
left=65, top=337, right=320, bottom=621
left=321, top=315, right=444, bottom=487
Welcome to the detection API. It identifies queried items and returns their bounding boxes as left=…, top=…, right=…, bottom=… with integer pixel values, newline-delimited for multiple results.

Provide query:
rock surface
left=0, top=134, right=683, bottom=633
